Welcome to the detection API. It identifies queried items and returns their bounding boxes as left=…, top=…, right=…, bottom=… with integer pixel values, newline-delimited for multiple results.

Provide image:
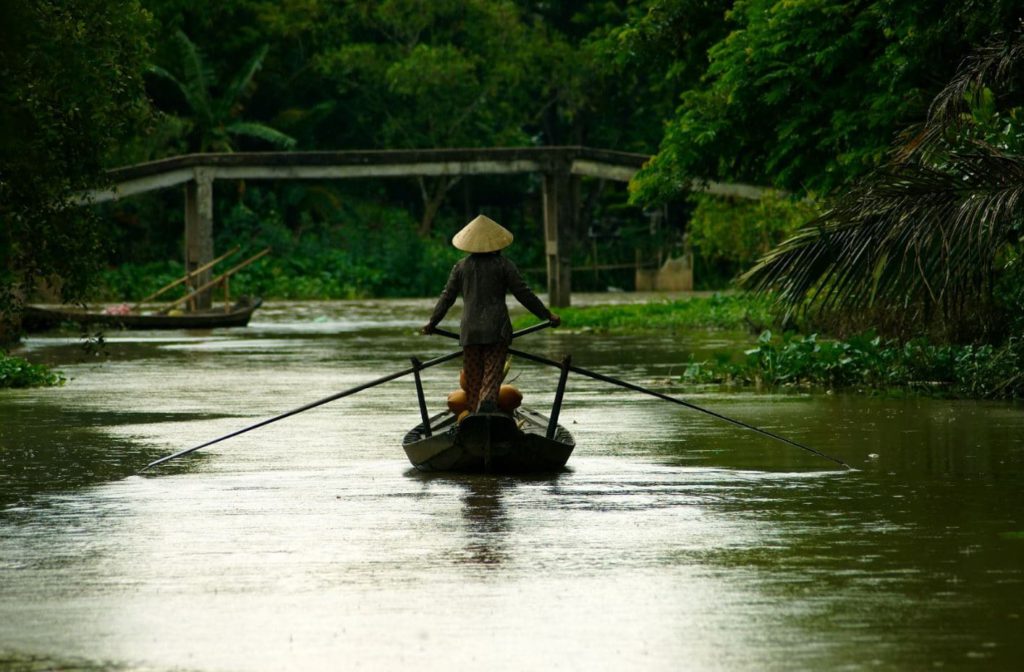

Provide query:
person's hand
left=420, top=323, right=435, bottom=335
left=548, top=312, right=561, bottom=327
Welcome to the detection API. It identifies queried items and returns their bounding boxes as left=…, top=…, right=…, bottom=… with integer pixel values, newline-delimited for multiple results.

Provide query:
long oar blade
left=507, top=347, right=852, bottom=470
left=141, top=349, right=463, bottom=473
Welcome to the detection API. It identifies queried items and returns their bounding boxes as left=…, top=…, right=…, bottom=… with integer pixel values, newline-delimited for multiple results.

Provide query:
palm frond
left=226, top=122, right=297, bottom=149
left=899, top=29, right=1024, bottom=163
left=741, top=147, right=1024, bottom=325
left=171, top=31, right=214, bottom=126
left=929, top=32, right=1024, bottom=127
left=147, top=64, right=187, bottom=96
left=217, top=45, right=269, bottom=120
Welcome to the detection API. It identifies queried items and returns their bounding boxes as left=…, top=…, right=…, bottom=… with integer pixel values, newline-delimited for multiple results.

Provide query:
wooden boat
left=402, top=406, right=575, bottom=473
left=22, top=296, right=263, bottom=331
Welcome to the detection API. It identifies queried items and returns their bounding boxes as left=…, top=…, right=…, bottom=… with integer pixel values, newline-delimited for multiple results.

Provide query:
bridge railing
left=77, top=146, right=766, bottom=308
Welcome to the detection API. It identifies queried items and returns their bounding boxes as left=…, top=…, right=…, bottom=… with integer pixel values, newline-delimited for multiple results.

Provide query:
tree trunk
left=417, top=175, right=461, bottom=237
left=0, top=286, right=24, bottom=347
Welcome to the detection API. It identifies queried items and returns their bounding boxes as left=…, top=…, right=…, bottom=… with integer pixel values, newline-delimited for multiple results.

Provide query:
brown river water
left=1, top=298, right=1023, bottom=671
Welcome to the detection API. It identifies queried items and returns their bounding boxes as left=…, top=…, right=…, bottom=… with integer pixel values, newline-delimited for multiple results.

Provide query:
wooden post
left=542, top=163, right=578, bottom=308
left=184, top=168, right=215, bottom=310
left=411, top=357, right=432, bottom=438
left=547, top=355, right=572, bottom=439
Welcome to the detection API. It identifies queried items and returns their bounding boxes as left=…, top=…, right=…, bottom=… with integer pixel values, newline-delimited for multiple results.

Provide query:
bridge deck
left=79, top=146, right=766, bottom=308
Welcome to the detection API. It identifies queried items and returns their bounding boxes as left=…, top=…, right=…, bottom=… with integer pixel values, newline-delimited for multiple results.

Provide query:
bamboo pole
left=130, top=246, right=240, bottom=311
left=165, top=248, right=271, bottom=311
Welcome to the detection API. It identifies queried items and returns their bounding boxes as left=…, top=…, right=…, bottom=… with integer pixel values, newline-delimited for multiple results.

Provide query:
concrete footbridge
left=83, top=147, right=765, bottom=307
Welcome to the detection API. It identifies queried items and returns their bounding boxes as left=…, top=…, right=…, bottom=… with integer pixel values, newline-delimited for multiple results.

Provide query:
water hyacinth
left=0, top=354, right=65, bottom=389
left=682, top=331, right=1024, bottom=399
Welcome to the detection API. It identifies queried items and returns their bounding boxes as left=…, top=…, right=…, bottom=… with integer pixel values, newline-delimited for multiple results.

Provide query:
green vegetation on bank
left=5, top=1, right=1024, bottom=399
left=684, top=331, right=1024, bottom=400
left=0, top=353, right=64, bottom=389
left=96, top=199, right=472, bottom=301
left=513, top=294, right=774, bottom=333
left=520, top=295, right=1023, bottom=400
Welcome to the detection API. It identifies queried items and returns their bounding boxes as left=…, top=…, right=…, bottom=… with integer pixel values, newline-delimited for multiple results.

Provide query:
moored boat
left=402, top=406, right=575, bottom=473
left=22, top=296, right=263, bottom=331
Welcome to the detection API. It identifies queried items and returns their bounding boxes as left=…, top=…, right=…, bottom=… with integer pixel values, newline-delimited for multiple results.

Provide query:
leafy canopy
left=0, top=0, right=152, bottom=334
left=741, top=30, right=1024, bottom=342
left=630, top=0, right=1024, bottom=203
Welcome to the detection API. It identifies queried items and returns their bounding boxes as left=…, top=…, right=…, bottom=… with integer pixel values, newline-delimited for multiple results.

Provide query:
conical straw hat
left=452, top=214, right=513, bottom=253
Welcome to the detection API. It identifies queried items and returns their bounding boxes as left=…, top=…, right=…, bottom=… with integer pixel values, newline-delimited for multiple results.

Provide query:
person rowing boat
left=421, top=214, right=560, bottom=414
left=144, top=217, right=849, bottom=473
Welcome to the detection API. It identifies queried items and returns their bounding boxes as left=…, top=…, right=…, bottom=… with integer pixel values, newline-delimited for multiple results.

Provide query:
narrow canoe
left=22, top=297, right=263, bottom=331
left=402, top=406, right=575, bottom=473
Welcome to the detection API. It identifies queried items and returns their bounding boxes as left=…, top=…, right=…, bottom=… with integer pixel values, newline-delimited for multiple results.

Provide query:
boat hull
left=403, top=407, right=575, bottom=473
left=22, top=297, right=263, bottom=331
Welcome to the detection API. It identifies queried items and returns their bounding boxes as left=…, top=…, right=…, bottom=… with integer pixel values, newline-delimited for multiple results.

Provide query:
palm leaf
left=899, top=30, right=1024, bottom=163
left=745, top=33, right=1024, bottom=338
left=929, top=33, right=1024, bottom=128
left=217, top=44, right=269, bottom=121
left=171, top=31, right=214, bottom=127
left=741, top=147, right=1024, bottom=328
left=226, top=122, right=297, bottom=149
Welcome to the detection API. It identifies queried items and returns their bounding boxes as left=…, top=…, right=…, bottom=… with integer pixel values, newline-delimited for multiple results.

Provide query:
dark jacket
left=428, top=253, right=550, bottom=346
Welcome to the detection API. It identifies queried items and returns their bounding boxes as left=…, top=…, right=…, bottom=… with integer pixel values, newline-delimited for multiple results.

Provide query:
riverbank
left=516, top=294, right=1024, bottom=400
left=10, top=293, right=1024, bottom=399
left=686, top=330, right=1024, bottom=400
left=514, top=293, right=773, bottom=334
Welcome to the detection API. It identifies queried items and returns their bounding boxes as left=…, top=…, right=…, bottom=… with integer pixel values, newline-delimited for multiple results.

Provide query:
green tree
left=741, top=31, right=1024, bottom=342
left=580, top=0, right=733, bottom=152
left=630, top=0, right=1024, bottom=204
left=150, top=30, right=296, bottom=152
left=314, top=0, right=542, bottom=234
left=0, top=0, right=152, bottom=340
left=688, top=190, right=820, bottom=283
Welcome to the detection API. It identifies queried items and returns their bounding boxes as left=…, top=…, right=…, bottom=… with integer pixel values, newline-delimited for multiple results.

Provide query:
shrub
left=0, top=352, right=64, bottom=388
left=688, top=191, right=820, bottom=288
left=684, top=331, right=1024, bottom=399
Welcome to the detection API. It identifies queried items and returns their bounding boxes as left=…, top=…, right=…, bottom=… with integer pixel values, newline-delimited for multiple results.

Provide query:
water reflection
left=1, top=298, right=1023, bottom=671
left=407, top=471, right=570, bottom=567
left=0, top=405, right=215, bottom=508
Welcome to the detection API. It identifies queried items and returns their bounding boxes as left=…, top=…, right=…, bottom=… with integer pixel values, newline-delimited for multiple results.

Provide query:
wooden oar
left=140, top=349, right=464, bottom=473
left=165, top=248, right=271, bottom=311
left=432, top=319, right=554, bottom=342
left=429, top=327, right=850, bottom=469
left=510, top=347, right=852, bottom=470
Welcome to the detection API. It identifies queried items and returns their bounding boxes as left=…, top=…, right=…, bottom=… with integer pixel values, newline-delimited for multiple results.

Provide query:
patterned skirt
left=462, top=342, right=508, bottom=413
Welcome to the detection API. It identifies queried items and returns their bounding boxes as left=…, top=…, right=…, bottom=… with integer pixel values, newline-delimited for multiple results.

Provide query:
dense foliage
left=0, top=0, right=152, bottom=340
left=148, top=31, right=296, bottom=152
left=631, top=0, right=1024, bottom=202
left=741, top=30, right=1024, bottom=342
left=6, top=0, right=1024, bottom=399
left=687, top=191, right=820, bottom=287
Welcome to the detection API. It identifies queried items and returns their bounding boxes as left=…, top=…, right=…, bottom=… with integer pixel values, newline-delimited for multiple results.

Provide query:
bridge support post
left=184, top=168, right=214, bottom=310
left=542, top=165, right=578, bottom=308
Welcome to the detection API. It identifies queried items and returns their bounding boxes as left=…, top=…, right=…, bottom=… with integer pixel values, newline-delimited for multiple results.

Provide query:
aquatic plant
left=681, top=331, right=1024, bottom=400
left=0, top=353, right=64, bottom=388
